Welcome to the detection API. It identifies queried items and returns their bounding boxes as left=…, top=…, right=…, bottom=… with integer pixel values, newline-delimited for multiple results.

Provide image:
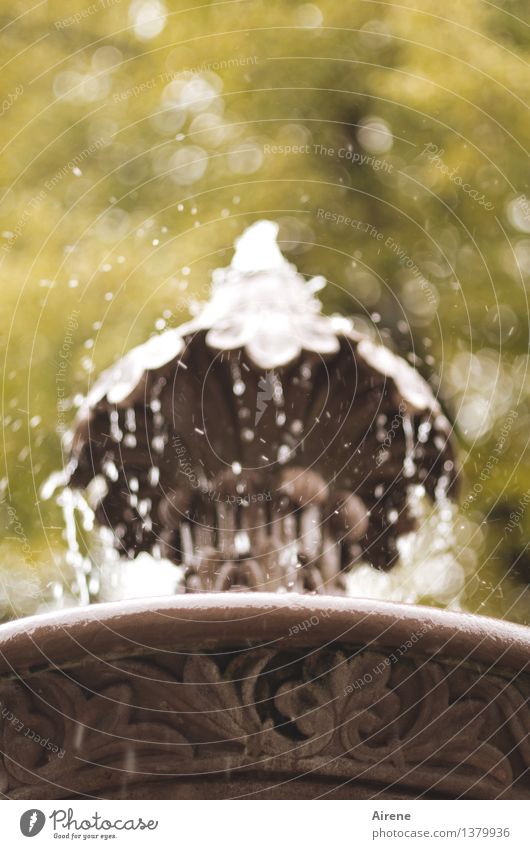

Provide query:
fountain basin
left=0, top=594, right=528, bottom=800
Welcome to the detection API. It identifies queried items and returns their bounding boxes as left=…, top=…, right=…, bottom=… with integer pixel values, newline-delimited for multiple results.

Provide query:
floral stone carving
left=0, top=598, right=528, bottom=800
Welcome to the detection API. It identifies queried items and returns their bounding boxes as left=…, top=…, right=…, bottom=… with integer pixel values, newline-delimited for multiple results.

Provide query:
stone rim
left=0, top=594, right=529, bottom=675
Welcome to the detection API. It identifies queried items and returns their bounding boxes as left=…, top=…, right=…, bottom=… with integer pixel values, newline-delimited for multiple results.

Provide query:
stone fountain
left=0, top=222, right=528, bottom=799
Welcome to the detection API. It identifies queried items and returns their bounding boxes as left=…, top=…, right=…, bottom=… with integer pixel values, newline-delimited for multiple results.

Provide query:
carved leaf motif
left=0, top=671, right=193, bottom=789
left=0, top=679, right=68, bottom=786
left=274, top=650, right=398, bottom=757
left=162, top=652, right=274, bottom=754
left=0, top=646, right=528, bottom=799
left=363, top=664, right=513, bottom=785
left=65, top=681, right=192, bottom=768
left=494, top=681, right=530, bottom=768
left=224, top=650, right=284, bottom=756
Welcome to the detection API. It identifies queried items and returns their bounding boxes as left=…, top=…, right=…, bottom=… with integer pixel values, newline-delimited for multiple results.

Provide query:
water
left=40, top=476, right=472, bottom=609
left=38, top=221, right=476, bottom=612
left=345, top=485, right=468, bottom=609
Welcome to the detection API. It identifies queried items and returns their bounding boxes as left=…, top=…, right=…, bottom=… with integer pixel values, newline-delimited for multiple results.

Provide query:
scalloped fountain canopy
left=43, top=220, right=464, bottom=608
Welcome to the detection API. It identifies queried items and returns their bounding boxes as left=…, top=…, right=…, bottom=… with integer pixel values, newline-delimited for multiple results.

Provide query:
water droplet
left=278, top=445, right=291, bottom=464
left=151, top=435, right=165, bottom=453
left=148, top=466, right=160, bottom=486
left=402, top=415, right=417, bottom=478
left=102, top=460, right=119, bottom=482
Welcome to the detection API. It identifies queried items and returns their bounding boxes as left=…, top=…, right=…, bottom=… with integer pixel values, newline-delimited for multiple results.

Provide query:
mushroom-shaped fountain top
left=63, top=221, right=457, bottom=595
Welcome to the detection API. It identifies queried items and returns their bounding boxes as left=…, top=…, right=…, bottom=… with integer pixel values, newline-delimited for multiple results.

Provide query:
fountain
left=52, top=220, right=460, bottom=602
left=0, top=222, right=528, bottom=799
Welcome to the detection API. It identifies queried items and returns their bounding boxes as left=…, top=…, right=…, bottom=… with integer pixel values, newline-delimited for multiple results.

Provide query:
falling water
left=38, top=221, right=475, bottom=612
left=344, top=484, right=467, bottom=609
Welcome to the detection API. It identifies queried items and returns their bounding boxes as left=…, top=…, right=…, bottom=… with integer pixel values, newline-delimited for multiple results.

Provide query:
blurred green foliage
left=1, top=0, right=529, bottom=620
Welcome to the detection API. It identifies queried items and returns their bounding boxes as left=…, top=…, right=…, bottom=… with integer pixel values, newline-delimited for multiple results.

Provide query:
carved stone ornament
left=0, top=596, right=528, bottom=799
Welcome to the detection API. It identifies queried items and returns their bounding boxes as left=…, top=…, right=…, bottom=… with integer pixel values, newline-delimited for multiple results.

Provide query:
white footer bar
left=3, top=799, right=528, bottom=848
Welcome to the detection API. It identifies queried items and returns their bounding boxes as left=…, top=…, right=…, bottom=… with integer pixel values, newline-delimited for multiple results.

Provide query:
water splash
left=55, top=487, right=94, bottom=606
left=37, top=220, right=468, bottom=611
left=345, top=485, right=468, bottom=609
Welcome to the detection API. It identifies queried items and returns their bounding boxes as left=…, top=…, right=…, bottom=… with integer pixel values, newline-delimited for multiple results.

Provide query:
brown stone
left=0, top=596, right=528, bottom=800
